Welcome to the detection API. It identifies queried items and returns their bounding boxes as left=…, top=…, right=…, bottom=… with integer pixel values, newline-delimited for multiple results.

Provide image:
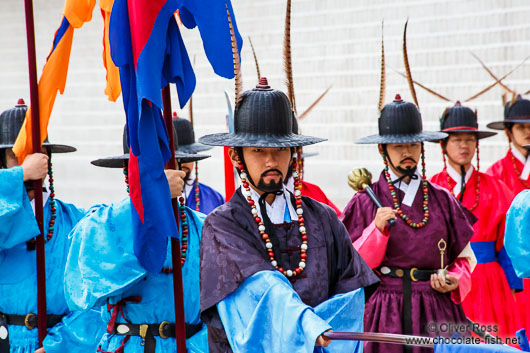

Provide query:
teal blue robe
left=64, top=197, right=208, bottom=352
left=0, top=166, right=105, bottom=352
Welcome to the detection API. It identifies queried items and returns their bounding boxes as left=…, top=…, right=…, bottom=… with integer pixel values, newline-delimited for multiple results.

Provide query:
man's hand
left=22, top=153, right=49, bottom=181
left=164, top=169, right=185, bottom=199
left=35, top=347, right=45, bottom=353
left=315, top=330, right=332, bottom=347
left=431, top=273, right=459, bottom=293
left=374, top=207, right=397, bottom=232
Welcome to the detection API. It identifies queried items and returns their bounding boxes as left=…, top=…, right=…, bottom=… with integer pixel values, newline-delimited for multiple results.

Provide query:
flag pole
left=23, top=0, right=47, bottom=346
left=162, top=85, right=187, bottom=353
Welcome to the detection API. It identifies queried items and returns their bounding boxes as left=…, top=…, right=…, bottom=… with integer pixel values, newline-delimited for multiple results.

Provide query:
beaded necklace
left=237, top=157, right=307, bottom=279
left=509, top=149, right=530, bottom=189
left=26, top=157, right=57, bottom=251
left=123, top=162, right=188, bottom=272
left=381, top=145, right=430, bottom=229
left=442, top=141, right=481, bottom=211
left=194, top=163, right=200, bottom=212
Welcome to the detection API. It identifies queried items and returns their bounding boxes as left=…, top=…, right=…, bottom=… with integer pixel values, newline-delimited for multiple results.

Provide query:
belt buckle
left=24, top=313, right=36, bottom=330
left=410, top=267, right=419, bottom=282
left=139, top=324, right=148, bottom=346
left=159, top=321, right=169, bottom=339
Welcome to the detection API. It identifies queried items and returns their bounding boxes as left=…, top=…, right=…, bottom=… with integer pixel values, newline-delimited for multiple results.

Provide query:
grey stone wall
left=1, top=0, right=529, bottom=210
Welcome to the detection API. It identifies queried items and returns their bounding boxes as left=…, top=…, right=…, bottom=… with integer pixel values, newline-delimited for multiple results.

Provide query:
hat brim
left=436, top=129, right=497, bottom=140
left=487, top=119, right=530, bottom=130
left=356, top=131, right=448, bottom=144
left=177, top=142, right=213, bottom=154
left=91, top=152, right=210, bottom=168
left=301, top=151, right=318, bottom=158
left=524, top=144, right=530, bottom=150
left=198, top=133, right=326, bottom=148
left=0, top=143, right=76, bottom=153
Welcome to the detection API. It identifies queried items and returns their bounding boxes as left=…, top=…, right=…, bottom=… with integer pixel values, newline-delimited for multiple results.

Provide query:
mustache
left=399, top=157, right=417, bottom=164
left=260, top=168, right=283, bottom=179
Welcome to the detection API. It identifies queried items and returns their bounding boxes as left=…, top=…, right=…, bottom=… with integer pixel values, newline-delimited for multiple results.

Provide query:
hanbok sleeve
left=43, top=309, right=106, bottom=353
left=64, top=198, right=147, bottom=311
left=505, top=190, right=530, bottom=278
left=352, top=220, right=390, bottom=269
left=217, top=271, right=331, bottom=353
left=0, top=167, right=40, bottom=249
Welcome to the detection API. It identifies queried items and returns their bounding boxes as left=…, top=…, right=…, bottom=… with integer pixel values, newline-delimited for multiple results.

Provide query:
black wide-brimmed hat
left=172, top=115, right=212, bottom=153
left=198, top=78, right=326, bottom=148
left=487, top=95, right=530, bottom=130
left=91, top=125, right=209, bottom=168
left=291, top=118, right=318, bottom=158
left=0, top=99, right=76, bottom=153
left=356, top=94, right=447, bottom=144
left=438, top=102, right=496, bottom=140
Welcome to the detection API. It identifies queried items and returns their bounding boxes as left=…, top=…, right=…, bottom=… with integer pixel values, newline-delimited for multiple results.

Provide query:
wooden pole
left=161, top=85, right=187, bottom=353
left=23, top=0, right=47, bottom=346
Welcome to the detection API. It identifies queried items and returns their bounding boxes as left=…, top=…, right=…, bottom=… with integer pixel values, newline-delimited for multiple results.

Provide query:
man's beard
left=396, top=158, right=418, bottom=176
left=182, top=167, right=192, bottom=183
left=256, top=169, right=284, bottom=193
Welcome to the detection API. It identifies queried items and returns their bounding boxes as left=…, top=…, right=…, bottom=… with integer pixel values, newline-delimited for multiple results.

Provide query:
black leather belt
left=0, top=312, right=65, bottom=352
left=378, top=266, right=435, bottom=282
left=377, top=266, right=435, bottom=353
left=110, top=322, right=202, bottom=353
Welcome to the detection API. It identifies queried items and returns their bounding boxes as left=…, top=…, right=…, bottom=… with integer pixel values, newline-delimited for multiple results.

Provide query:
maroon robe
left=341, top=171, right=476, bottom=353
left=200, top=189, right=379, bottom=352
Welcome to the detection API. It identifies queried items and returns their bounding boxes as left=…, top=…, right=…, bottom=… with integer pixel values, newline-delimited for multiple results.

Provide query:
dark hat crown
left=378, top=95, right=422, bottom=136
left=234, top=78, right=295, bottom=138
left=172, top=118, right=195, bottom=147
left=441, top=102, right=478, bottom=131
left=0, top=99, right=27, bottom=148
left=504, top=95, right=530, bottom=120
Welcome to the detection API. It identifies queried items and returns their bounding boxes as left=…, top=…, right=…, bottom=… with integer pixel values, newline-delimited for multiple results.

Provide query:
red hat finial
left=393, top=94, right=402, bottom=102
left=256, top=77, right=270, bottom=89
left=455, top=100, right=461, bottom=106
left=16, top=98, right=25, bottom=106
left=172, top=111, right=178, bottom=118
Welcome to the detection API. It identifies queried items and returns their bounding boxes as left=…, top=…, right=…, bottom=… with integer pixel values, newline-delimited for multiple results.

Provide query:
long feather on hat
left=470, top=52, right=515, bottom=94
left=299, top=86, right=332, bottom=120
left=378, top=20, right=386, bottom=111
left=227, top=1, right=242, bottom=107
left=403, top=20, right=420, bottom=109
left=283, top=0, right=297, bottom=114
left=248, top=36, right=261, bottom=81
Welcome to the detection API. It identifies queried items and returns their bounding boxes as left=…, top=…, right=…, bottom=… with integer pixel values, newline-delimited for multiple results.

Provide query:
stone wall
left=1, top=0, right=529, bottom=209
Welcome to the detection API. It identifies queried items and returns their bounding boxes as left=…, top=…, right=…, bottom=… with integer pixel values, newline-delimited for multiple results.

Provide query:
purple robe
left=341, top=171, right=476, bottom=353
left=200, top=189, right=379, bottom=352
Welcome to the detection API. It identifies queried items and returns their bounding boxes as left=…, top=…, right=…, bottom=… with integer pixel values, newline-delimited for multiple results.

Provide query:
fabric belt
left=106, top=322, right=202, bottom=353
left=0, top=312, right=66, bottom=352
left=377, top=266, right=435, bottom=353
left=470, top=241, right=496, bottom=264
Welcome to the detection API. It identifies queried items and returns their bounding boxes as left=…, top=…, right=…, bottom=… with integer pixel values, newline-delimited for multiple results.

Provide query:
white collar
left=387, top=168, right=422, bottom=207
left=184, top=178, right=195, bottom=201
left=511, top=144, right=530, bottom=180
left=31, top=191, right=50, bottom=215
left=285, top=176, right=295, bottom=193
left=241, top=184, right=298, bottom=224
left=446, top=164, right=474, bottom=196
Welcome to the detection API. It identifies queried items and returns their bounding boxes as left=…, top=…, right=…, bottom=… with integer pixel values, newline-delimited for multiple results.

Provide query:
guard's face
left=181, top=161, right=194, bottom=182
left=509, top=123, right=530, bottom=148
left=381, top=143, right=421, bottom=171
left=5, top=148, right=19, bottom=168
left=445, top=132, right=477, bottom=166
left=230, top=147, right=292, bottom=193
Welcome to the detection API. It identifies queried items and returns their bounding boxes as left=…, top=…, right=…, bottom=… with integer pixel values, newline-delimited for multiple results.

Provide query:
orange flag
left=101, top=0, right=121, bottom=102
left=13, top=0, right=95, bottom=163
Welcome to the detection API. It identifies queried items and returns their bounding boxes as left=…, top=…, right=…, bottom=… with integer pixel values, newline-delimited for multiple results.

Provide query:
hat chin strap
left=382, top=144, right=418, bottom=182
left=235, top=147, right=284, bottom=194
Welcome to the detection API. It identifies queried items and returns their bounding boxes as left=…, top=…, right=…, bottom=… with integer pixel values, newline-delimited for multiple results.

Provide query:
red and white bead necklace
left=237, top=157, right=307, bottom=279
